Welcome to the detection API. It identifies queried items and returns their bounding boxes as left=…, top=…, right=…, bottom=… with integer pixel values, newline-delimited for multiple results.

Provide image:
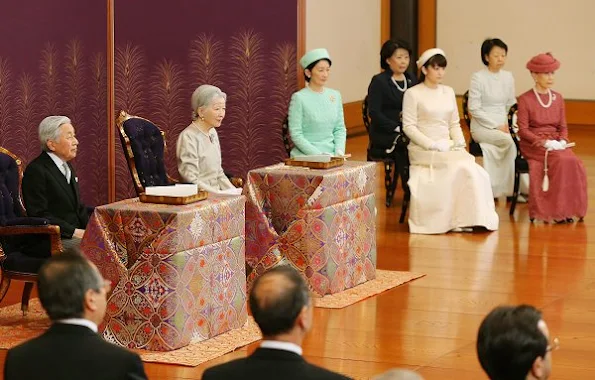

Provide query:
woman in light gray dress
left=176, top=85, right=235, bottom=193
left=468, top=38, right=526, bottom=199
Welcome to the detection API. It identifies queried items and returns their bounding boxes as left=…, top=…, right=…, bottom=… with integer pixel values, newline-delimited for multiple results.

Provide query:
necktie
left=63, top=162, right=71, bottom=183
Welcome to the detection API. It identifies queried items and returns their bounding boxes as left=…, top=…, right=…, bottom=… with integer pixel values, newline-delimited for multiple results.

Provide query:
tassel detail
left=542, top=149, right=549, bottom=192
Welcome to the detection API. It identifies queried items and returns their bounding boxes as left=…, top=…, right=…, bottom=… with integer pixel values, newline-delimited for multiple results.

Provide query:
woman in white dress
left=468, top=38, right=526, bottom=200
left=402, top=48, right=499, bottom=234
left=177, top=84, right=236, bottom=193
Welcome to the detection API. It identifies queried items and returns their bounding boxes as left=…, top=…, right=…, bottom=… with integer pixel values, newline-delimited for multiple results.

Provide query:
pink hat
left=526, top=52, right=560, bottom=73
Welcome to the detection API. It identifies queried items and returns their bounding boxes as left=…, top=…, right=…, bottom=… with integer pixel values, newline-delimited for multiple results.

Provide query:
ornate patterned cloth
left=81, top=196, right=247, bottom=351
left=244, top=161, right=377, bottom=296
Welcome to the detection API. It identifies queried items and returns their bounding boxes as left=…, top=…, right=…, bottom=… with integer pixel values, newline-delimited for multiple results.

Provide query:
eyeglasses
left=546, top=337, right=560, bottom=352
left=96, top=279, right=112, bottom=293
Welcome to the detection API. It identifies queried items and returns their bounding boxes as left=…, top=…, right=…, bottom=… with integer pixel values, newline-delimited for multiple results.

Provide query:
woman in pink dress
left=517, top=52, right=587, bottom=223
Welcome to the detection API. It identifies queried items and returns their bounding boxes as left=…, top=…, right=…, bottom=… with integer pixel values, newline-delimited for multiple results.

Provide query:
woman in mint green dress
left=288, top=48, right=347, bottom=157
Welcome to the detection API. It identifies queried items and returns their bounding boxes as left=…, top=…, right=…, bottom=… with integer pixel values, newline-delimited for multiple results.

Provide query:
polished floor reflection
left=2, top=126, right=595, bottom=379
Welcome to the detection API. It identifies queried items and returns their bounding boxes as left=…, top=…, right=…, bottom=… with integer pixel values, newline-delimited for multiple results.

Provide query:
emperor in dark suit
left=3, top=250, right=147, bottom=380
left=203, top=266, right=351, bottom=380
left=22, top=116, right=90, bottom=251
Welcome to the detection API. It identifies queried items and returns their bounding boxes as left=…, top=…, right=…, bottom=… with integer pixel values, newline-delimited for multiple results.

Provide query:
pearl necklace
left=391, top=76, right=407, bottom=92
left=533, top=87, right=553, bottom=108
left=192, top=120, right=214, bottom=142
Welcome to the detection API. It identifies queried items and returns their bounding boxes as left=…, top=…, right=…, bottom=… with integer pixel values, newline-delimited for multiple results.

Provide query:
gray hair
left=191, top=85, right=227, bottom=121
left=39, top=115, right=72, bottom=152
left=372, top=369, right=424, bottom=380
left=38, top=248, right=104, bottom=321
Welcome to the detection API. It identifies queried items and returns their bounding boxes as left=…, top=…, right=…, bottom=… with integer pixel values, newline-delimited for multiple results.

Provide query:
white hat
left=416, top=48, right=446, bottom=69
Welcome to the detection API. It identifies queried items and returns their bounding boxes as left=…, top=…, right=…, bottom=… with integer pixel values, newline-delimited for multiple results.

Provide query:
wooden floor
left=2, top=126, right=595, bottom=379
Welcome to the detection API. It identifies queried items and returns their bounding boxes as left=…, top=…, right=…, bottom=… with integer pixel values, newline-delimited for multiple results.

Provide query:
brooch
left=329, top=95, right=335, bottom=103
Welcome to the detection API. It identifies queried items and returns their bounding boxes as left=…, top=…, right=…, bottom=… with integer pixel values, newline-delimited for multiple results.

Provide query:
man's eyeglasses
left=103, top=279, right=112, bottom=292
left=546, top=337, right=560, bottom=352
left=94, top=279, right=112, bottom=293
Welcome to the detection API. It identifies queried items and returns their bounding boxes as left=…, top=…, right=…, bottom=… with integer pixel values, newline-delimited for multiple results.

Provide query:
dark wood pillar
left=390, top=0, right=418, bottom=68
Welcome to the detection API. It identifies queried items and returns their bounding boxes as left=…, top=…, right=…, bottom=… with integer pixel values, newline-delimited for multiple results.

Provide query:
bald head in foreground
left=203, top=265, right=351, bottom=380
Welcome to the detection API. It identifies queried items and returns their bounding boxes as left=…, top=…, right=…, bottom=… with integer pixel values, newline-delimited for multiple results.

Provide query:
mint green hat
left=299, top=48, right=332, bottom=69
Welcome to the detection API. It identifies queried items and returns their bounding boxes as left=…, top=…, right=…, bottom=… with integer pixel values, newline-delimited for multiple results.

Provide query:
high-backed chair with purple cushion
left=116, top=111, right=173, bottom=196
left=0, top=147, right=62, bottom=315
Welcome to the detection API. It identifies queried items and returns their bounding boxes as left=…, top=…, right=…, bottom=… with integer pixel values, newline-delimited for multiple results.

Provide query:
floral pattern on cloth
left=244, top=161, right=377, bottom=296
left=81, top=196, right=247, bottom=351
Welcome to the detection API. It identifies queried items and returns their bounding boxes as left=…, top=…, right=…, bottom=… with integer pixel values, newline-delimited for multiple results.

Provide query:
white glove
left=550, top=140, right=564, bottom=150
left=452, top=140, right=466, bottom=150
left=543, top=140, right=557, bottom=150
left=335, top=150, right=345, bottom=156
left=557, top=140, right=567, bottom=150
left=429, top=139, right=451, bottom=152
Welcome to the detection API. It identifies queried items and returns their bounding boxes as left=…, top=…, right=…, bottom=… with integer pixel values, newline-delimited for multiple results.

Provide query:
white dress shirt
left=47, top=152, right=71, bottom=183
left=57, top=318, right=98, bottom=333
left=260, top=340, right=303, bottom=356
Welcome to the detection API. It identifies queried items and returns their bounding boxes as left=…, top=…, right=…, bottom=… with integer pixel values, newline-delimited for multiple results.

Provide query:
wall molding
left=297, top=0, right=306, bottom=90
left=344, top=101, right=366, bottom=136
left=107, top=0, right=115, bottom=203
left=564, top=100, right=595, bottom=126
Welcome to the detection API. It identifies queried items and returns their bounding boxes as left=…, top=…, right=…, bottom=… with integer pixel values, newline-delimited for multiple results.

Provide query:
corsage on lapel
left=75, top=177, right=79, bottom=183
left=329, top=94, right=336, bottom=103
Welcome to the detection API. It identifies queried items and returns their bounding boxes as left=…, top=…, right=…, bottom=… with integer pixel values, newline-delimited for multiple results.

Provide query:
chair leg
left=399, top=170, right=410, bottom=224
left=21, top=282, right=34, bottom=316
left=389, top=162, right=399, bottom=203
left=509, top=171, right=521, bottom=216
left=0, top=274, right=11, bottom=306
left=384, top=162, right=395, bottom=207
left=397, top=156, right=410, bottom=224
left=399, top=185, right=410, bottom=224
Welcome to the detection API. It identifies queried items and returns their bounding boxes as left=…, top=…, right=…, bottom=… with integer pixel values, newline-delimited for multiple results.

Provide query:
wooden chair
left=362, top=95, right=410, bottom=223
left=281, top=116, right=294, bottom=157
left=116, top=111, right=177, bottom=196
left=507, top=104, right=529, bottom=216
left=462, top=90, right=484, bottom=157
left=0, top=147, right=63, bottom=315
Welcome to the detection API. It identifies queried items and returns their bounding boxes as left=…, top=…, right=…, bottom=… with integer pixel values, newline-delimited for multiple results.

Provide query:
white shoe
left=451, top=227, right=473, bottom=233
left=516, top=195, right=528, bottom=203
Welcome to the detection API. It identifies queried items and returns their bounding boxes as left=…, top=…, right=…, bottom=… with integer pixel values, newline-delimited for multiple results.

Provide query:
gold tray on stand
left=139, top=191, right=208, bottom=205
left=284, top=157, right=344, bottom=169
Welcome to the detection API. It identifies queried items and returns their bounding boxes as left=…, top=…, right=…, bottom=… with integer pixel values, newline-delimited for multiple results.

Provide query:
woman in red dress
left=517, top=52, right=587, bottom=222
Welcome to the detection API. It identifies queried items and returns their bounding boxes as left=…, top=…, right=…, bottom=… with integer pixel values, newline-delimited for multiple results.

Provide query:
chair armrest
left=224, top=172, right=244, bottom=188
left=167, top=175, right=179, bottom=184
left=2, top=217, right=49, bottom=227
left=0, top=225, right=63, bottom=255
left=230, top=177, right=244, bottom=188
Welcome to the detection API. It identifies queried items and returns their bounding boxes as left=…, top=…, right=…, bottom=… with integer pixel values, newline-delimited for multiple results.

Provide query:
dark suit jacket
left=22, top=152, right=90, bottom=239
left=202, top=347, right=352, bottom=380
left=367, top=70, right=416, bottom=150
left=4, top=323, right=147, bottom=380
